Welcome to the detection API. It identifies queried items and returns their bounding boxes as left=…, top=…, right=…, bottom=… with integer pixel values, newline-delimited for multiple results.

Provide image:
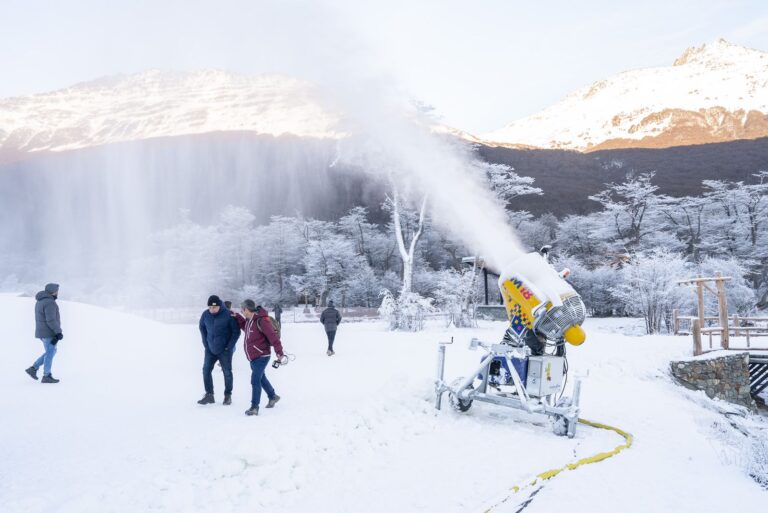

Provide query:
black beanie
left=207, top=295, right=222, bottom=307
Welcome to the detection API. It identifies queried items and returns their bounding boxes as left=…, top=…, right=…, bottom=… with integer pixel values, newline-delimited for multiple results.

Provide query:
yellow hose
left=483, top=418, right=633, bottom=512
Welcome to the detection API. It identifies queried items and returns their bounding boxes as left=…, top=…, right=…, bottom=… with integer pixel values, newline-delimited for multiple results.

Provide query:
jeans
left=33, top=337, right=57, bottom=376
left=326, top=330, right=336, bottom=351
left=202, top=348, right=233, bottom=395
left=249, top=356, right=275, bottom=408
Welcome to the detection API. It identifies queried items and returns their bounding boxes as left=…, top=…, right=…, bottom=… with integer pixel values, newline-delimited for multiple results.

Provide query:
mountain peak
left=672, top=38, right=766, bottom=67
left=0, top=69, right=340, bottom=158
left=483, top=39, right=768, bottom=151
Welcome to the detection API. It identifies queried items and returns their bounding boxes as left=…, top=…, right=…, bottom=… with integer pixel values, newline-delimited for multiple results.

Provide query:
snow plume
left=326, top=79, right=523, bottom=272
left=0, top=0, right=524, bottom=304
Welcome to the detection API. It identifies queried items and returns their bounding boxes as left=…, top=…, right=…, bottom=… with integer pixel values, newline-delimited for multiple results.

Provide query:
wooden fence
left=681, top=314, right=768, bottom=355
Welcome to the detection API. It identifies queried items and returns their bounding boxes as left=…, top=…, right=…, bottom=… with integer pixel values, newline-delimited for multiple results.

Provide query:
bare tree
left=390, top=186, right=428, bottom=296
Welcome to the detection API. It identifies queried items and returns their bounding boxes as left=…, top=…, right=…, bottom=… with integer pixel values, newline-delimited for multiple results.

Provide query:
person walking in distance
left=234, top=300, right=285, bottom=416
left=320, top=300, right=341, bottom=356
left=273, top=303, right=283, bottom=324
left=26, top=283, right=64, bottom=383
left=197, top=295, right=240, bottom=406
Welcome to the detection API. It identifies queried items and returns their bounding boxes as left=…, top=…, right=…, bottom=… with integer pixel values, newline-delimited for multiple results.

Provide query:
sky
left=1, top=0, right=767, bottom=133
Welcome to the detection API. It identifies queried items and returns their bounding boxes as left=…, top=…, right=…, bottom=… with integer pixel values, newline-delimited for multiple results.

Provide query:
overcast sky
left=2, top=0, right=767, bottom=133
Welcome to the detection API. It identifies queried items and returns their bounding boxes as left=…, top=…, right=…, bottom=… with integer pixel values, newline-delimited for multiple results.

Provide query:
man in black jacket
left=26, top=283, right=63, bottom=383
left=198, top=295, right=240, bottom=405
left=320, top=300, right=342, bottom=356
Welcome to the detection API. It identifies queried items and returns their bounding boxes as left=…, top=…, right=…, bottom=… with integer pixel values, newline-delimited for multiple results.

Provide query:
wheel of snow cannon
left=448, top=377, right=474, bottom=412
left=552, top=414, right=570, bottom=437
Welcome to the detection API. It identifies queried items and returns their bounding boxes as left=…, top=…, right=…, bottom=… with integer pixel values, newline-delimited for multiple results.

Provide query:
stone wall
left=670, top=352, right=756, bottom=409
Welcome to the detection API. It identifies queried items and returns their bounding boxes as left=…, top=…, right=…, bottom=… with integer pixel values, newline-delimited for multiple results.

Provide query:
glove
left=50, top=339, right=58, bottom=346
left=55, top=333, right=64, bottom=341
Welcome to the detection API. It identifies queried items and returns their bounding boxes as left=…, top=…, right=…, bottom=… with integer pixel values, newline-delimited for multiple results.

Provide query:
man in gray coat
left=320, top=300, right=342, bottom=356
left=26, top=283, right=63, bottom=383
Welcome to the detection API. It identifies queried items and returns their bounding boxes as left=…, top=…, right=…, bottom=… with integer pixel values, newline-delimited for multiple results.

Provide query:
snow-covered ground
left=1, top=294, right=765, bottom=513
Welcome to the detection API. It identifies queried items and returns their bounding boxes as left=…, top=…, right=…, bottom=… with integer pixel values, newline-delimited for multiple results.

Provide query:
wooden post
left=673, top=309, right=679, bottom=335
left=746, top=329, right=751, bottom=349
left=692, top=319, right=702, bottom=356
left=715, top=272, right=729, bottom=349
left=696, top=278, right=705, bottom=329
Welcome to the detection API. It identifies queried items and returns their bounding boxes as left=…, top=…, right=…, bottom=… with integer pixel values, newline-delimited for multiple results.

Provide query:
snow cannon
left=499, top=251, right=586, bottom=353
left=434, top=250, right=585, bottom=437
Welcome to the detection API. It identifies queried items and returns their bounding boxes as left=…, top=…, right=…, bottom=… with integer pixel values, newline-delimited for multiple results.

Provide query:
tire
left=552, top=414, right=569, bottom=436
left=449, top=377, right=474, bottom=412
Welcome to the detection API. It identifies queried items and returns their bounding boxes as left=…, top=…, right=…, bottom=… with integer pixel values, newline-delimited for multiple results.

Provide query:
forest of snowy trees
left=138, top=162, right=767, bottom=333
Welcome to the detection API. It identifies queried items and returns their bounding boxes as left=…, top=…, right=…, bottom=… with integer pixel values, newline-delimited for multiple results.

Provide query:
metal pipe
left=457, top=353, right=494, bottom=400
left=435, top=344, right=447, bottom=410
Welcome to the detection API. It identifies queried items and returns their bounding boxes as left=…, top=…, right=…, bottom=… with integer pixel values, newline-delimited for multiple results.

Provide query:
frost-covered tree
left=657, top=195, right=708, bottom=262
left=433, top=266, right=479, bottom=327
left=254, top=216, right=307, bottom=304
left=379, top=289, right=435, bottom=331
left=388, top=187, right=428, bottom=296
left=481, top=162, right=542, bottom=207
left=612, top=250, right=693, bottom=334
left=292, top=219, right=359, bottom=307
left=557, top=213, right=614, bottom=268
left=695, top=257, right=757, bottom=316
left=555, top=255, right=623, bottom=317
left=589, top=172, right=659, bottom=249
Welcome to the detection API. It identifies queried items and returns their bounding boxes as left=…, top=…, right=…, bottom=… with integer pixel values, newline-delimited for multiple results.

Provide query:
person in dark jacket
left=26, top=283, right=63, bottom=383
left=320, top=300, right=342, bottom=356
left=197, top=295, right=240, bottom=405
left=234, top=300, right=285, bottom=416
left=273, top=303, right=283, bottom=323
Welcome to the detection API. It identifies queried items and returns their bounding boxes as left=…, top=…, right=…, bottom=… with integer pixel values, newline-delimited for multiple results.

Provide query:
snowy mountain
left=483, top=39, right=768, bottom=151
left=0, top=70, right=339, bottom=158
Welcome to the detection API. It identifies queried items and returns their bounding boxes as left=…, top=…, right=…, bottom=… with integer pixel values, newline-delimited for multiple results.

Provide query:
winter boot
left=25, top=366, right=39, bottom=380
left=223, top=394, right=232, bottom=405
left=41, top=374, right=60, bottom=384
left=266, top=395, right=281, bottom=408
left=197, top=393, right=215, bottom=405
left=327, top=349, right=335, bottom=356
left=245, top=406, right=259, bottom=416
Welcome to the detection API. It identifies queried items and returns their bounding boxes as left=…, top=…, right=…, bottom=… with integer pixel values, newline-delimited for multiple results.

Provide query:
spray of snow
left=0, top=2, right=524, bottom=302
left=324, top=78, right=523, bottom=272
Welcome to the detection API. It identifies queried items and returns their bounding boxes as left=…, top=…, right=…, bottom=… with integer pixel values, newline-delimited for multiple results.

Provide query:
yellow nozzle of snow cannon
left=564, top=325, right=586, bottom=346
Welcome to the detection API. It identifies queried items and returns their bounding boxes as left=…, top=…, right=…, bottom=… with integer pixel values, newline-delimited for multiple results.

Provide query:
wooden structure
left=677, top=272, right=768, bottom=355
left=677, top=273, right=732, bottom=354
left=676, top=273, right=768, bottom=399
left=674, top=312, right=768, bottom=348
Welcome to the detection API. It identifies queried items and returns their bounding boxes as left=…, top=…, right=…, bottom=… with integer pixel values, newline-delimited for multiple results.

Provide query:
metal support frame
left=435, top=338, right=581, bottom=437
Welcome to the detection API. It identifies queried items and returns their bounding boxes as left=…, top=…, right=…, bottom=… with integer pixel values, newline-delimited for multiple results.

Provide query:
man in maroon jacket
left=234, top=300, right=285, bottom=416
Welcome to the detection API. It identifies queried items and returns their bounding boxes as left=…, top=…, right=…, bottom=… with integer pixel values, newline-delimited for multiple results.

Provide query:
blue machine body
left=478, top=355, right=528, bottom=386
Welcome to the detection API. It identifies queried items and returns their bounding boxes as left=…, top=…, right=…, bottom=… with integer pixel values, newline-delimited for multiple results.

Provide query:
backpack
left=256, top=316, right=281, bottom=340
